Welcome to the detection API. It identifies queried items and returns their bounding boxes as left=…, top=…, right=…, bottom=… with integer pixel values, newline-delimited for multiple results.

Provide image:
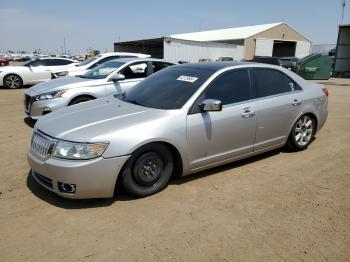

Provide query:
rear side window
left=253, top=69, right=298, bottom=98
left=203, top=70, right=251, bottom=105
left=152, top=62, right=173, bottom=73
left=54, top=59, right=74, bottom=65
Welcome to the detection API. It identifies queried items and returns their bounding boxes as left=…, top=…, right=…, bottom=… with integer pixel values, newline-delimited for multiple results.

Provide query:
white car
left=0, top=58, right=78, bottom=89
left=24, top=58, right=175, bottom=119
left=53, top=52, right=151, bottom=77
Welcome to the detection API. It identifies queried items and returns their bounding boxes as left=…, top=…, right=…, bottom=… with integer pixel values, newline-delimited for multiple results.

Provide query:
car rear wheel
left=3, top=74, right=23, bottom=89
left=286, top=114, right=315, bottom=151
left=120, top=144, right=174, bottom=197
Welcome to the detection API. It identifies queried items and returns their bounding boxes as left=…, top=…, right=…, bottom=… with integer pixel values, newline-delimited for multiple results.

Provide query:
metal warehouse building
left=114, top=22, right=311, bottom=62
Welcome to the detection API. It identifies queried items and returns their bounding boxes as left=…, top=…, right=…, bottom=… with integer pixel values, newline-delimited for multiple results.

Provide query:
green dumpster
left=296, top=54, right=332, bottom=80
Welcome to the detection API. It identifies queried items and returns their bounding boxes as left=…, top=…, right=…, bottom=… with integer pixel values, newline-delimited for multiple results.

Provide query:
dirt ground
left=0, top=79, right=349, bottom=262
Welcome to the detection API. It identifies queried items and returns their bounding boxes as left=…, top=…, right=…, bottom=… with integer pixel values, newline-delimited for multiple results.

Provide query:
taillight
left=322, top=88, right=329, bottom=96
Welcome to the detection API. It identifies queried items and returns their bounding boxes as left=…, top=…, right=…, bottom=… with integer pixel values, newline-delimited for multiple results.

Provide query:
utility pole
left=63, top=37, right=67, bottom=55
left=341, top=0, right=347, bottom=24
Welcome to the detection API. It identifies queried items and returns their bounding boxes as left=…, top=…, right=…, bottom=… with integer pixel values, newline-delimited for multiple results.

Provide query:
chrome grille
left=30, top=131, right=56, bottom=159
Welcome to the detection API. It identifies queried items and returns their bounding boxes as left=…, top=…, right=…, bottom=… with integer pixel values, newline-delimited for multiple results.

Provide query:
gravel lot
left=0, top=79, right=349, bottom=262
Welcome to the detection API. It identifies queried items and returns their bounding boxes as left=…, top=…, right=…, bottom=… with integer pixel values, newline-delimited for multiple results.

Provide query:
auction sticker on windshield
left=177, top=75, right=198, bottom=83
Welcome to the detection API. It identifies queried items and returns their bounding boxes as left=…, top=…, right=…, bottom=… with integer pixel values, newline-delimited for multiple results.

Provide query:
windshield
left=81, top=60, right=125, bottom=79
left=122, top=67, right=214, bottom=109
left=78, top=55, right=101, bottom=66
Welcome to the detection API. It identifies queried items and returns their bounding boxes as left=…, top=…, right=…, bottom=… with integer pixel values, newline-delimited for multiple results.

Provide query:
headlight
left=52, top=140, right=108, bottom=160
left=35, top=90, right=67, bottom=101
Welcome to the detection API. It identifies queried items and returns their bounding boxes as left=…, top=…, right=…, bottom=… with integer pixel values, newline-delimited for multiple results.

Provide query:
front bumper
left=24, top=95, right=68, bottom=120
left=27, top=150, right=130, bottom=199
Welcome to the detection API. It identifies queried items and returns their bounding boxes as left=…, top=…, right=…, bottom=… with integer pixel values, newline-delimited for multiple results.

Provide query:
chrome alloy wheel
left=4, top=75, right=21, bottom=88
left=294, top=115, right=313, bottom=146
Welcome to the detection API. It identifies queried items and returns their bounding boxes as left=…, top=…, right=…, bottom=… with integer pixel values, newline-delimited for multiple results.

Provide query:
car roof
left=108, top=57, right=175, bottom=63
left=40, top=57, right=74, bottom=61
left=172, top=61, right=248, bottom=71
left=99, top=52, right=149, bottom=57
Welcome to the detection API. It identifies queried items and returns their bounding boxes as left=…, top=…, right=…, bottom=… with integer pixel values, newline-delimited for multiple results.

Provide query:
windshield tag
left=177, top=75, right=198, bottom=83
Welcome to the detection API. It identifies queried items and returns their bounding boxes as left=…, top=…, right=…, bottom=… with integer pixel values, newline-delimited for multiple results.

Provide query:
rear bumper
left=27, top=150, right=130, bottom=199
left=317, top=108, right=328, bottom=133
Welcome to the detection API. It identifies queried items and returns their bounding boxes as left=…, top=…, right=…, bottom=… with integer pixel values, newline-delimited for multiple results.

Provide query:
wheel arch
left=67, top=93, right=97, bottom=106
left=3, top=73, right=24, bottom=85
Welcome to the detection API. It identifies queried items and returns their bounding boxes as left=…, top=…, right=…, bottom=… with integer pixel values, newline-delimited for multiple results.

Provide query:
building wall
left=244, top=23, right=310, bottom=60
left=164, top=38, right=244, bottom=62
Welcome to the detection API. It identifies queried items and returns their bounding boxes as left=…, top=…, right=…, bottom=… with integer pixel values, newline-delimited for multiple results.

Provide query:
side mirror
left=199, top=99, right=222, bottom=112
left=110, top=73, right=125, bottom=82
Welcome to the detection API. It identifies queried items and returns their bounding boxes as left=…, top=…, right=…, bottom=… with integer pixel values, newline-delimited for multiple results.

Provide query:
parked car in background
left=0, top=57, right=10, bottom=66
left=251, top=56, right=297, bottom=70
left=27, top=62, right=328, bottom=199
left=24, top=58, right=175, bottom=119
left=280, top=57, right=299, bottom=71
left=217, top=57, right=234, bottom=61
left=53, top=52, right=150, bottom=77
left=198, top=58, right=212, bottom=63
left=0, top=58, right=78, bottom=88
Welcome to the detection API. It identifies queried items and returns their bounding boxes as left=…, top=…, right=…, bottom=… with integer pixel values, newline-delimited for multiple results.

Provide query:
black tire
left=286, top=114, right=316, bottom=151
left=68, top=96, right=94, bottom=106
left=121, top=143, right=174, bottom=197
left=3, top=74, right=23, bottom=89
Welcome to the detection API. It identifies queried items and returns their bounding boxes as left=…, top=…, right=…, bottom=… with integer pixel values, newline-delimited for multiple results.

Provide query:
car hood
left=26, top=76, right=100, bottom=95
left=36, top=96, right=167, bottom=142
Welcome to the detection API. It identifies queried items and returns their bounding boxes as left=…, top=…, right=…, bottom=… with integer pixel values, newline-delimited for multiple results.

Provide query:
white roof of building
left=171, top=22, right=284, bottom=41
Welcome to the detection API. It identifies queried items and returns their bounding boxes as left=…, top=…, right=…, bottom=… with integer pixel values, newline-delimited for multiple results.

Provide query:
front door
left=186, top=69, right=257, bottom=171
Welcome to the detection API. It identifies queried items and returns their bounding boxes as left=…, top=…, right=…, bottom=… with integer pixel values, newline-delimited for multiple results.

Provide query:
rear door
left=186, top=69, right=257, bottom=170
left=252, top=68, right=303, bottom=150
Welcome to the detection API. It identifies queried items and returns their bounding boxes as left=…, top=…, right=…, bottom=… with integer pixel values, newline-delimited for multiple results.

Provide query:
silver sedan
left=24, top=58, right=175, bottom=119
left=27, top=62, right=328, bottom=199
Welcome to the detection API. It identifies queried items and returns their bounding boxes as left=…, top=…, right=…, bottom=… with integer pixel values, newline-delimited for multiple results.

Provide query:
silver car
left=27, top=62, right=328, bottom=199
left=24, top=58, right=175, bottom=119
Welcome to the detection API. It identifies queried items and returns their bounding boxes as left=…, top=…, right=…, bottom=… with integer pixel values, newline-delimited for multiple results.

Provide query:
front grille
left=30, top=131, right=56, bottom=160
left=24, top=94, right=35, bottom=112
left=24, top=94, right=30, bottom=111
left=32, top=171, right=53, bottom=189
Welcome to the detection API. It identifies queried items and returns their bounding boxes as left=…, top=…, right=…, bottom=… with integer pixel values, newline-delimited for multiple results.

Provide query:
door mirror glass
left=110, top=73, right=125, bottom=82
left=199, top=99, right=222, bottom=112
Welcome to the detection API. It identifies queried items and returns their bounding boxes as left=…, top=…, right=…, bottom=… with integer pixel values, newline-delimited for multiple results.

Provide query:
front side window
left=81, top=61, right=125, bottom=79
left=253, top=69, right=296, bottom=98
left=120, top=62, right=148, bottom=79
left=202, top=70, right=251, bottom=105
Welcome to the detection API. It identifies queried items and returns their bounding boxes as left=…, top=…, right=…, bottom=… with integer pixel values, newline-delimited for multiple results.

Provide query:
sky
left=0, top=0, right=348, bottom=54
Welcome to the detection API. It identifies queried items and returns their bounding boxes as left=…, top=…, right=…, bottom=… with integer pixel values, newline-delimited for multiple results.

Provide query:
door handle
left=241, top=107, right=255, bottom=118
left=292, top=99, right=302, bottom=106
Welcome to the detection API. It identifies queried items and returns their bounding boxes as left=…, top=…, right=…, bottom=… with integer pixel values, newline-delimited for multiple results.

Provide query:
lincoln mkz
left=27, top=62, right=328, bottom=199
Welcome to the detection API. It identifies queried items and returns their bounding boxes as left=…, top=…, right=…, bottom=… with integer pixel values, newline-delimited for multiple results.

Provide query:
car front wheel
left=287, top=114, right=316, bottom=151
left=120, top=144, right=174, bottom=197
